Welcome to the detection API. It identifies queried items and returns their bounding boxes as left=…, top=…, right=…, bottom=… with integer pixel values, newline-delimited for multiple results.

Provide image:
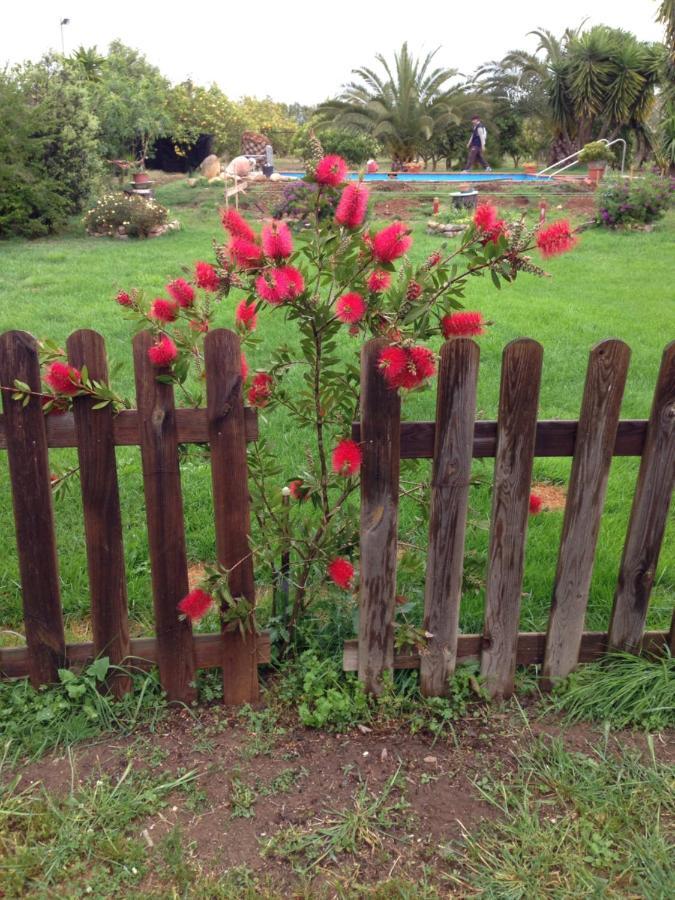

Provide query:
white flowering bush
left=84, top=192, right=169, bottom=237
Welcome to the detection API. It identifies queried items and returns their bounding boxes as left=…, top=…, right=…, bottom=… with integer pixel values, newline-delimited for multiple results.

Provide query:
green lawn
left=1, top=182, right=673, bottom=641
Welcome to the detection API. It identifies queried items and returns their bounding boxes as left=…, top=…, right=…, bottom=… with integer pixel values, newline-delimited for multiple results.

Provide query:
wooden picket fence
left=346, top=337, right=675, bottom=699
left=0, top=328, right=266, bottom=704
left=0, top=329, right=673, bottom=707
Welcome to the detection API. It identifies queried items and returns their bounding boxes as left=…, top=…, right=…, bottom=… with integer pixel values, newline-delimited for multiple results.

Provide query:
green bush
left=596, top=175, right=672, bottom=227
left=578, top=140, right=615, bottom=164
left=84, top=192, right=169, bottom=237
left=293, top=126, right=381, bottom=165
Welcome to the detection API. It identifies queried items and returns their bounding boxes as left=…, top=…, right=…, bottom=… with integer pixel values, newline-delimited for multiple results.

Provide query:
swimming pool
left=280, top=171, right=551, bottom=183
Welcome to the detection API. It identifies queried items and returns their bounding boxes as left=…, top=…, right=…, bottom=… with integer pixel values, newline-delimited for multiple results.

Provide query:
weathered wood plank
left=420, top=338, right=479, bottom=696
left=543, top=340, right=631, bottom=686
left=609, top=342, right=675, bottom=651
left=481, top=339, right=543, bottom=698
left=68, top=330, right=131, bottom=696
left=0, top=631, right=272, bottom=679
left=358, top=338, right=401, bottom=694
left=350, top=419, right=648, bottom=459
left=343, top=631, right=669, bottom=672
left=133, top=332, right=196, bottom=702
left=205, top=329, right=258, bottom=705
left=0, top=407, right=259, bottom=448
left=0, top=330, right=65, bottom=685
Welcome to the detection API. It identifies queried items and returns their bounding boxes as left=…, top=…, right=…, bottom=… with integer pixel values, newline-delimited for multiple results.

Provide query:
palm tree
left=318, top=43, right=462, bottom=167
left=68, top=46, right=105, bottom=82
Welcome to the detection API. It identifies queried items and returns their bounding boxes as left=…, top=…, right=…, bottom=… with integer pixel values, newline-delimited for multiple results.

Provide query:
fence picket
left=481, top=339, right=543, bottom=698
left=420, top=339, right=479, bottom=696
left=358, top=338, right=401, bottom=694
left=205, top=329, right=258, bottom=704
left=609, top=342, right=675, bottom=651
left=67, top=330, right=131, bottom=695
left=133, top=331, right=195, bottom=702
left=0, top=331, right=65, bottom=685
left=543, top=340, right=630, bottom=686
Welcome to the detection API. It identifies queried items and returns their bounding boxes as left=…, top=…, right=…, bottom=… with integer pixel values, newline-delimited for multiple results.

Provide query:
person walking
left=463, top=116, right=491, bottom=172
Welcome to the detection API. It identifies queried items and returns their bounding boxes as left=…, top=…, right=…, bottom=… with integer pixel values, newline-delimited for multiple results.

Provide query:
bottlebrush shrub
left=10, top=157, right=573, bottom=651
left=84, top=192, right=169, bottom=238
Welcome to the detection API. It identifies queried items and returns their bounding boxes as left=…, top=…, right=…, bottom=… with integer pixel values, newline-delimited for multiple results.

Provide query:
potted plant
left=578, top=142, right=614, bottom=183
left=523, top=161, right=538, bottom=175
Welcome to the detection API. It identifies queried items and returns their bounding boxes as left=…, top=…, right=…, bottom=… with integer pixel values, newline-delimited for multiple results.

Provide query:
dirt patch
left=531, top=482, right=567, bottom=511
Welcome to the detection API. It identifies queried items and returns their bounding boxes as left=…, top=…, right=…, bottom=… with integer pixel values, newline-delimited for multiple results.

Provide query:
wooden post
left=358, top=338, right=401, bottom=694
left=68, top=330, right=131, bottom=695
left=609, top=342, right=675, bottom=652
left=0, top=331, right=66, bottom=685
left=481, top=339, right=543, bottom=698
left=420, top=338, right=479, bottom=696
left=543, top=340, right=630, bottom=687
left=133, top=332, right=196, bottom=702
left=204, top=329, right=258, bottom=705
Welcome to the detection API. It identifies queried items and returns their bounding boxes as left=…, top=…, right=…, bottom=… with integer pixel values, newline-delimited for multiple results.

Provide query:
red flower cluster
left=536, top=220, right=577, bottom=258
left=335, top=292, right=366, bottom=324
left=366, top=270, right=391, bottom=293
left=247, top=372, right=273, bottom=407
left=45, top=361, right=81, bottom=395
left=335, top=183, right=369, bottom=229
left=262, top=220, right=293, bottom=259
left=235, top=300, right=257, bottom=332
left=288, top=479, right=308, bottom=500
left=177, top=588, right=214, bottom=622
left=372, top=222, right=412, bottom=263
left=473, top=203, right=507, bottom=244
left=255, top=266, right=305, bottom=305
left=221, top=207, right=257, bottom=242
left=378, top=345, right=436, bottom=390
left=425, top=251, right=442, bottom=268
left=441, top=311, right=486, bottom=338
left=406, top=281, right=422, bottom=301
left=315, top=154, right=348, bottom=186
left=167, top=278, right=195, bottom=308
left=195, top=261, right=220, bottom=291
left=150, top=298, right=178, bottom=323
left=229, top=238, right=264, bottom=269
left=116, top=290, right=132, bottom=307
left=529, top=492, right=543, bottom=515
left=147, top=335, right=178, bottom=367
left=332, top=438, right=362, bottom=477
left=328, top=557, right=355, bottom=590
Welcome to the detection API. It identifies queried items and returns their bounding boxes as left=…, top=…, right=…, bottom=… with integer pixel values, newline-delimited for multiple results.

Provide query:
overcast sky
left=1, top=1, right=665, bottom=104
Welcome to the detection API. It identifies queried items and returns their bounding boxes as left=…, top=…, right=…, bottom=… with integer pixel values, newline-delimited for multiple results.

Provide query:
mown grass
left=1, top=182, right=673, bottom=642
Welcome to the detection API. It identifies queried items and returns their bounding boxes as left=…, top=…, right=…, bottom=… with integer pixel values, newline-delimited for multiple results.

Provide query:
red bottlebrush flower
left=177, top=588, right=213, bottom=622
left=331, top=438, right=362, bottom=477
left=116, top=290, right=132, bottom=307
left=221, top=207, right=257, bottom=242
left=166, top=278, right=195, bottom=308
left=315, top=154, right=348, bottom=186
left=45, top=361, right=81, bottom=395
left=377, top=345, right=409, bottom=386
left=278, top=265, right=305, bottom=297
left=241, top=352, right=248, bottom=380
left=348, top=325, right=360, bottom=337
left=247, top=372, right=273, bottom=407
left=147, top=335, right=178, bottom=367
left=529, top=492, right=543, bottom=515
left=148, top=334, right=178, bottom=366
left=367, top=270, right=391, bottom=293
left=255, top=266, right=305, bottom=305
left=484, top=219, right=508, bottom=245
left=408, top=346, right=436, bottom=381
left=474, top=203, right=498, bottom=232
left=372, top=221, right=412, bottom=263
left=335, top=183, right=369, bottom=229
left=262, top=220, right=293, bottom=259
left=328, top=557, right=355, bottom=590
left=228, top=238, right=264, bottom=270
left=235, top=300, right=257, bottom=332
left=195, top=261, right=220, bottom=291
left=335, top=292, right=366, bottom=324
left=425, top=251, right=442, bottom=268
left=536, top=220, right=577, bottom=258
left=441, top=311, right=486, bottom=338
left=150, top=298, right=178, bottom=322
left=288, top=479, right=308, bottom=500
left=406, top=280, right=422, bottom=301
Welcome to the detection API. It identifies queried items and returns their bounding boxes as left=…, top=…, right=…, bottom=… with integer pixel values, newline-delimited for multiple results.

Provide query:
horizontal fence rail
left=352, top=337, right=674, bottom=698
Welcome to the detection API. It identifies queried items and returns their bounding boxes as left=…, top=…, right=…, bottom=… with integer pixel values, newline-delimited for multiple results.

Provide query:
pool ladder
left=537, top=138, right=627, bottom=178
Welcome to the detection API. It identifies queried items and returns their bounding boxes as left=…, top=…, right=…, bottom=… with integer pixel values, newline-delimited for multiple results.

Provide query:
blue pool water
left=281, top=171, right=550, bottom=183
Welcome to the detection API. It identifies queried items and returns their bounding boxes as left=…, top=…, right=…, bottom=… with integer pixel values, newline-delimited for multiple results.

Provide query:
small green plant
left=84, top=191, right=169, bottom=237
left=548, top=650, right=675, bottom=730
left=229, top=774, right=257, bottom=818
left=578, top=141, right=615, bottom=164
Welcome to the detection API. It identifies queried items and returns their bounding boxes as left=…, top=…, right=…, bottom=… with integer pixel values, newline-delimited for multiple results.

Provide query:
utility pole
left=60, top=18, right=70, bottom=56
